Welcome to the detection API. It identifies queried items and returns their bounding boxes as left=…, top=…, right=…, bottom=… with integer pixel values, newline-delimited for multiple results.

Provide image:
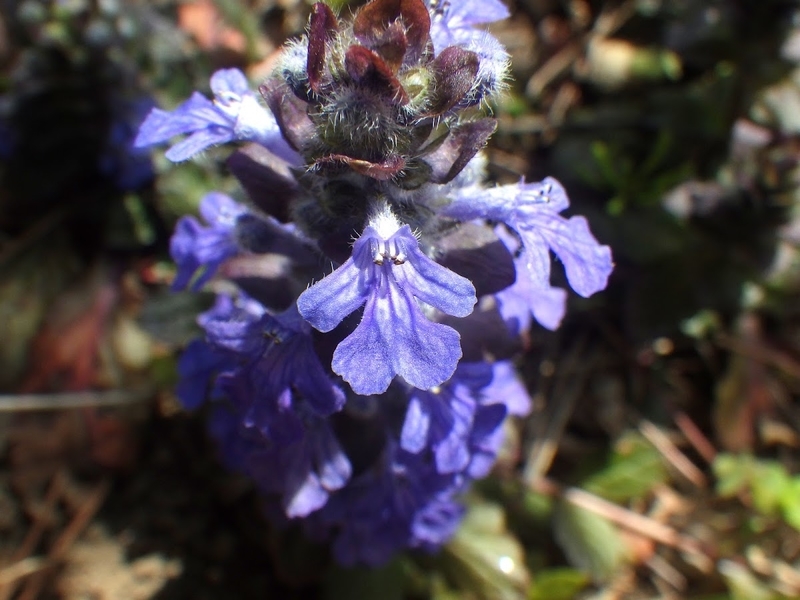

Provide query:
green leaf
left=719, top=559, right=779, bottom=600
left=442, top=501, right=529, bottom=600
left=639, top=130, right=674, bottom=178
left=590, top=141, right=625, bottom=189
left=323, top=559, right=407, bottom=600
left=582, top=432, right=668, bottom=503
left=751, top=462, right=791, bottom=516
left=552, top=501, right=630, bottom=583
left=529, top=568, right=590, bottom=600
left=779, top=478, right=800, bottom=531
left=713, top=453, right=755, bottom=497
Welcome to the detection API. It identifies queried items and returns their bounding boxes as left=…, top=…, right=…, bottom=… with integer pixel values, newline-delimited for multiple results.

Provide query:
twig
left=525, top=0, right=637, bottom=97
left=639, top=420, right=707, bottom=487
left=0, top=472, right=65, bottom=600
left=523, top=340, right=590, bottom=485
left=673, top=411, right=717, bottom=463
left=12, top=472, right=65, bottom=561
left=0, top=386, right=154, bottom=412
left=715, top=331, right=800, bottom=381
left=532, top=477, right=709, bottom=557
left=526, top=41, right=583, bottom=98
left=0, top=558, right=47, bottom=587
left=646, top=552, right=687, bottom=591
left=18, top=479, right=110, bottom=600
left=49, top=480, right=110, bottom=557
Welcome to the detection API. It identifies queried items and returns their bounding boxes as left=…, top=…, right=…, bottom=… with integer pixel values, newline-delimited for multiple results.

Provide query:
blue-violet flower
left=298, top=207, right=476, bottom=394
left=135, top=68, right=295, bottom=162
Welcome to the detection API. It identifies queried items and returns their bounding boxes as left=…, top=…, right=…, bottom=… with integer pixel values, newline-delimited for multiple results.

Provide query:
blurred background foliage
left=3, top=0, right=800, bottom=598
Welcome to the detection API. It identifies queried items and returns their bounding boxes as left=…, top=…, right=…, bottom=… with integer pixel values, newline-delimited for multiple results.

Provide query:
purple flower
left=174, top=339, right=233, bottom=410
left=189, top=294, right=350, bottom=517
left=411, top=498, right=466, bottom=549
left=426, top=0, right=510, bottom=53
left=151, top=0, right=618, bottom=565
left=209, top=405, right=351, bottom=519
left=443, top=177, right=614, bottom=298
left=400, top=363, right=493, bottom=474
left=199, top=295, right=346, bottom=425
left=297, top=209, right=477, bottom=395
left=483, top=360, right=532, bottom=417
left=463, top=402, right=507, bottom=479
left=312, top=442, right=461, bottom=566
left=135, top=69, right=295, bottom=162
left=170, top=192, right=246, bottom=290
left=494, top=226, right=567, bottom=332
left=400, top=360, right=528, bottom=476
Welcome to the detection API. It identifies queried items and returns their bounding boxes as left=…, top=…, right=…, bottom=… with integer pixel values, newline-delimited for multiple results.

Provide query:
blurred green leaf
left=714, top=453, right=755, bottom=497
left=552, top=501, right=630, bottom=583
left=714, top=454, right=800, bottom=532
left=323, top=559, right=406, bottom=600
left=779, top=479, right=800, bottom=531
left=582, top=432, right=668, bottom=503
left=751, top=462, right=791, bottom=516
left=719, top=559, right=779, bottom=600
left=430, top=576, right=462, bottom=600
left=629, top=47, right=683, bottom=83
left=442, top=501, right=529, bottom=600
left=528, top=568, right=589, bottom=600
left=590, top=141, right=627, bottom=190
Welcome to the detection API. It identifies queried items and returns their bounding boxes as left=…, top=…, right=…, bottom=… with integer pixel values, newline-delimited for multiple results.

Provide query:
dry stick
left=12, top=472, right=65, bottom=560
left=639, top=420, right=707, bottom=487
left=18, top=479, right=110, bottom=600
left=526, top=41, right=584, bottom=98
left=647, top=552, right=687, bottom=594
left=525, top=0, right=637, bottom=97
left=532, top=477, right=708, bottom=557
left=0, top=558, right=47, bottom=587
left=523, top=339, right=590, bottom=485
left=0, top=471, right=65, bottom=600
left=0, top=386, right=154, bottom=412
left=715, top=332, right=800, bottom=381
left=547, top=81, right=581, bottom=129
left=716, top=331, right=800, bottom=435
left=673, top=411, right=717, bottom=464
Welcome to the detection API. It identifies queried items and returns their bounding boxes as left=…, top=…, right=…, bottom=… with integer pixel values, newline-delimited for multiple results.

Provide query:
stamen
left=372, top=238, right=387, bottom=264
left=263, top=329, right=283, bottom=344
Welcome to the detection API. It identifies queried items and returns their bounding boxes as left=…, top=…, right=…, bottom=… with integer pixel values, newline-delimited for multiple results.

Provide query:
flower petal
left=332, top=283, right=463, bottom=394
left=401, top=395, right=431, bottom=453
left=297, top=258, right=369, bottom=332
left=169, top=217, right=204, bottom=290
left=398, top=238, right=476, bottom=317
left=526, top=214, right=613, bottom=297
left=164, top=128, right=235, bottom=162
left=210, top=68, right=251, bottom=97
left=134, top=93, right=222, bottom=147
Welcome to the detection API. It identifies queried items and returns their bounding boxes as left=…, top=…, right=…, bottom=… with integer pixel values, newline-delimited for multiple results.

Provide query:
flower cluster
left=137, top=0, right=613, bottom=564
